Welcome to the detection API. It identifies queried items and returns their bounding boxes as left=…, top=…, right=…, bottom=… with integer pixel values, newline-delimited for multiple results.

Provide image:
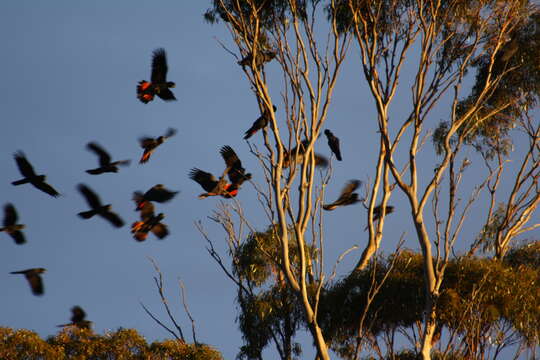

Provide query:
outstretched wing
left=4, top=203, right=17, bottom=226
left=26, top=273, right=44, bottom=296
left=139, top=137, right=156, bottom=149
left=151, top=223, right=169, bottom=239
left=151, top=48, right=168, bottom=83
left=144, top=185, right=178, bottom=203
left=33, top=180, right=60, bottom=197
left=156, top=88, right=176, bottom=101
left=87, top=142, right=111, bottom=166
left=336, top=180, right=361, bottom=202
left=101, top=210, right=124, bottom=228
left=164, top=128, right=177, bottom=138
left=71, top=306, right=86, bottom=323
left=77, top=184, right=102, bottom=209
left=14, top=152, right=37, bottom=177
left=189, top=168, right=218, bottom=192
left=220, top=145, right=249, bottom=184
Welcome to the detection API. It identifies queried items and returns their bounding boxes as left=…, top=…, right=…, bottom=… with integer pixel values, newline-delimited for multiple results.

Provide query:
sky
left=0, top=1, right=537, bottom=359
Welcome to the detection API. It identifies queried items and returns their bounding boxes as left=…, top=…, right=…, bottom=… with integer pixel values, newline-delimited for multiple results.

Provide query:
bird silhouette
left=238, top=49, right=276, bottom=69
left=139, top=128, right=177, bottom=163
left=133, top=184, right=178, bottom=211
left=189, top=146, right=250, bottom=199
left=324, top=129, right=342, bottom=161
left=11, top=152, right=60, bottom=197
left=58, top=306, right=92, bottom=330
left=11, top=268, right=46, bottom=296
left=1, top=203, right=26, bottom=245
left=323, top=180, right=362, bottom=211
left=85, top=142, right=130, bottom=175
left=364, top=205, right=395, bottom=231
left=131, top=211, right=168, bottom=242
left=137, top=48, right=176, bottom=103
left=77, top=184, right=124, bottom=228
left=243, top=105, right=276, bottom=140
left=282, top=140, right=328, bottom=168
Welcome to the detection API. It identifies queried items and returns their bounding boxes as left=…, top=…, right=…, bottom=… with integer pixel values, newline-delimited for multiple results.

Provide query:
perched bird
left=238, top=49, right=276, bottom=69
left=138, top=128, right=177, bottom=164
left=77, top=184, right=124, bottom=228
left=189, top=146, right=251, bottom=199
left=282, top=140, right=328, bottom=168
left=243, top=105, right=277, bottom=140
left=364, top=205, right=395, bottom=231
left=131, top=212, right=168, bottom=242
left=85, top=142, right=130, bottom=175
left=11, top=152, right=60, bottom=197
left=1, top=204, right=26, bottom=245
left=58, top=306, right=92, bottom=330
left=10, top=268, right=46, bottom=296
left=137, top=48, right=176, bottom=103
left=133, top=184, right=178, bottom=211
left=324, top=129, right=342, bottom=161
left=323, top=180, right=362, bottom=211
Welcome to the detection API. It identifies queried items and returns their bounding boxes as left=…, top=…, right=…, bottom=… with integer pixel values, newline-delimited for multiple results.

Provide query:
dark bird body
left=189, top=146, right=251, bottom=199
left=58, top=306, right=92, bottom=330
left=139, top=128, right=177, bottom=163
left=0, top=203, right=26, bottom=244
left=11, top=268, right=46, bottom=296
left=323, top=180, right=362, bottom=211
left=324, top=129, right=342, bottom=161
left=11, top=152, right=60, bottom=197
left=365, top=205, right=395, bottom=231
left=133, top=184, right=178, bottom=211
left=137, top=48, right=176, bottom=103
left=238, top=50, right=276, bottom=69
left=85, top=142, right=130, bottom=175
left=283, top=140, right=328, bottom=168
left=77, top=184, right=124, bottom=228
left=132, top=213, right=168, bottom=242
left=244, top=105, right=276, bottom=139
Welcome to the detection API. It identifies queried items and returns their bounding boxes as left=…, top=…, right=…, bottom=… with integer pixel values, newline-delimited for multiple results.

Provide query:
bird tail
left=78, top=210, right=97, bottom=219
left=139, top=152, right=151, bottom=164
left=243, top=128, right=256, bottom=140
left=11, top=179, right=29, bottom=185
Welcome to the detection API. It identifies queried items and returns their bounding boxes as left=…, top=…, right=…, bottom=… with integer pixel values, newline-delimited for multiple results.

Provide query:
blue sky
left=1, top=1, right=536, bottom=359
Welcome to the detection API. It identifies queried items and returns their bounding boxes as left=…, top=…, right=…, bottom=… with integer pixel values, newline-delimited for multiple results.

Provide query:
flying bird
left=133, top=184, right=178, bottom=211
left=238, top=49, right=277, bottom=69
left=189, top=146, right=251, bottom=199
left=282, top=140, right=328, bottom=168
left=137, top=48, right=177, bottom=103
left=364, top=205, right=395, bottom=231
left=138, top=128, right=177, bottom=163
left=10, top=268, right=46, bottom=296
left=323, top=180, right=362, bottom=211
left=85, top=142, right=130, bottom=175
left=0, top=203, right=26, bottom=245
left=131, top=212, right=168, bottom=242
left=11, top=152, right=60, bottom=197
left=77, top=184, right=124, bottom=228
left=58, top=306, right=92, bottom=330
left=324, top=129, right=342, bottom=161
left=243, top=105, right=277, bottom=140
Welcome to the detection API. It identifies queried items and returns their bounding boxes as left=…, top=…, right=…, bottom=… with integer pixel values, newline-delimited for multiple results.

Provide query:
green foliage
left=0, top=327, right=223, bottom=360
left=318, top=243, right=540, bottom=359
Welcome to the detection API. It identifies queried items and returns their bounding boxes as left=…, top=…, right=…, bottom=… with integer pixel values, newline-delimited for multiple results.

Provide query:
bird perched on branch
left=238, top=49, right=276, bottom=69
left=58, top=306, right=92, bottom=330
left=11, top=152, right=60, bottom=197
left=1, top=203, right=26, bottom=245
left=77, top=184, right=124, bottom=228
left=283, top=139, right=328, bottom=168
left=323, top=180, right=362, bottom=211
left=137, top=48, right=176, bottom=103
left=138, top=128, right=177, bottom=164
left=10, top=268, right=46, bottom=296
left=364, top=205, right=395, bottom=231
left=189, top=145, right=251, bottom=199
left=243, top=105, right=276, bottom=140
left=85, top=142, right=130, bottom=175
left=324, top=129, right=342, bottom=161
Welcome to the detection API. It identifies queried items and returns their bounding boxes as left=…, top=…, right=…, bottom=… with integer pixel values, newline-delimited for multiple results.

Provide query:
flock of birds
left=2, top=48, right=393, bottom=329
